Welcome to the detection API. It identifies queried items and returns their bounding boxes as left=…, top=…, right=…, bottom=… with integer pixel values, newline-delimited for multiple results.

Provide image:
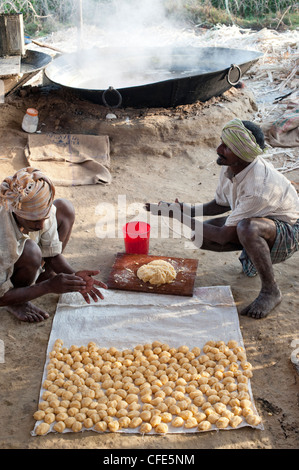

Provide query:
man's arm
left=44, top=254, right=108, bottom=303
left=199, top=199, right=231, bottom=217
left=0, top=252, right=108, bottom=307
left=176, top=199, right=230, bottom=217
left=43, top=253, right=75, bottom=275
left=145, top=199, right=230, bottom=218
left=0, top=273, right=87, bottom=307
left=179, top=212, right=240, bottom=246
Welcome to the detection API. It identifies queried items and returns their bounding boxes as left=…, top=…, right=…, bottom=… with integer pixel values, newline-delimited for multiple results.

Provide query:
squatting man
left=146, top=119, right=299, bottom=319
left=0, top=167, right=107, bottom=323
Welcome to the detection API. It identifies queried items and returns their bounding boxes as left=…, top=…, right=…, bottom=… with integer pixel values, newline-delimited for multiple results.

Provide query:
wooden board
left=0, top=56, right=21, bottom=75
left=107, top=253, right=198, bottom=297
left=0, top=14, right=25, bottom=57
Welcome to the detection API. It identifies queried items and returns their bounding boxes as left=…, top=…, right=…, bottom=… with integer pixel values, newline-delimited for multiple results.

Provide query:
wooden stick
left=31, top=40, right=65, bottom=54
left=276, top=5, right=292, bottom=30
left=78, top=0, right=83, bottom=49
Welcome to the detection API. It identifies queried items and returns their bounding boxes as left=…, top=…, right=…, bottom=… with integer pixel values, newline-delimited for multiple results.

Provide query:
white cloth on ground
left=32, top=286, right=263, bottom=435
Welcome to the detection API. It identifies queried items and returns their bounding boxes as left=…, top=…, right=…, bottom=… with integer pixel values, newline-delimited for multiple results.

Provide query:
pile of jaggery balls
left=33, top=339, right=261, bottom=435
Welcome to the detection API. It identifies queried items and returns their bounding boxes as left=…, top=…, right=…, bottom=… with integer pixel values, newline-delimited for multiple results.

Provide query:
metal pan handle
left=226, top=64, right=242, bottom=86
left=102, top=86, right=122, bottom=108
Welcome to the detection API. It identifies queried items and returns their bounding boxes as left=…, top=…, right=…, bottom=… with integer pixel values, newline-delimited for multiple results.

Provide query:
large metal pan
left=45, top=46, right=262, bottom=108
left=0, top=49, right=52, bottom=79
left=0, top=49, right=52, bottom=96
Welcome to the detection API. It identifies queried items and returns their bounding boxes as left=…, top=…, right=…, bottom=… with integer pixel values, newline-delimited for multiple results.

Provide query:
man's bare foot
left=6, top=302, right=49, bottom=323
left=241, top=287, right=282, bottom=319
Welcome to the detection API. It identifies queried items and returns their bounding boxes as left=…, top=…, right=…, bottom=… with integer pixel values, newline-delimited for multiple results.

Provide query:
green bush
left=0, top=0, right=298, bottom=34
left=0, top=0, right=77, bottom=35
left=183, top=0, right=299, bottom=29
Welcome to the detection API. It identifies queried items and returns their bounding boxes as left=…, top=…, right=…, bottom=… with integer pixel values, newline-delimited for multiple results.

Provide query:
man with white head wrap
left=0, top=167, right=107, bottom=323
left=0, top=167, right=55, bottom=220
left=146, top=119, right=299, bottom=319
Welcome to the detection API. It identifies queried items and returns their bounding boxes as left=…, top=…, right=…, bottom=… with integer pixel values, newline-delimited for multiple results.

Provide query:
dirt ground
left=0, top=36, right=298, bottom=450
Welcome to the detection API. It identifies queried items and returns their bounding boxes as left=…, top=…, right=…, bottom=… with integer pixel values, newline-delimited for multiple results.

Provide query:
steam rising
left=45, top=1, right=261, bottom=99
left=80, top=0, right=179, bottom=46
left=47, top=0, right=201, bottom=90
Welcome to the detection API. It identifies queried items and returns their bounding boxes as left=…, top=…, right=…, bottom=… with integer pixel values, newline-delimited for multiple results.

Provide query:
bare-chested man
left=0, top=167, right=107, bottom=323
left=146, top=119, right=299, bottom=319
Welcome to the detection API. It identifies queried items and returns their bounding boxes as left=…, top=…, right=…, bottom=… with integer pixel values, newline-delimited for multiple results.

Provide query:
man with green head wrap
left=146, top=119, right=299, bottom=319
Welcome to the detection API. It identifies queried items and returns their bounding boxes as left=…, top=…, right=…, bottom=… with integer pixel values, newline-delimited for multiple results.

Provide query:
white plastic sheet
left=32, top=286, right=263, bottom=435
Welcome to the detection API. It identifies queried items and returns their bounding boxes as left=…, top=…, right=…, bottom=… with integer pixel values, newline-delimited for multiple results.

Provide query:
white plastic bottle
left=22, top=108, right=39, bottom=133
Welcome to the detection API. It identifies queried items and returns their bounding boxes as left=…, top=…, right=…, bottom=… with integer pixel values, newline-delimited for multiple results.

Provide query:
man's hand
left=144, top=202, right=162, bottom=215
left=75, top=270, right=108, bottom=304
left=144, top=200, right=183, bottom=218
left=47, top=273, right=87, bottom=294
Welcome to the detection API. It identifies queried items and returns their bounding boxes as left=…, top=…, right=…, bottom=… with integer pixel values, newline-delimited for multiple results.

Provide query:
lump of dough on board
left=136, top=260, right=176, bottom=286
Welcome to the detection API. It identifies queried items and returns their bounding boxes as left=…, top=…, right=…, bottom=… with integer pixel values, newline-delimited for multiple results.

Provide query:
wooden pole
left=78, top=0, right=83, bottom=49
left=31, top=40, right=65, bottom=54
